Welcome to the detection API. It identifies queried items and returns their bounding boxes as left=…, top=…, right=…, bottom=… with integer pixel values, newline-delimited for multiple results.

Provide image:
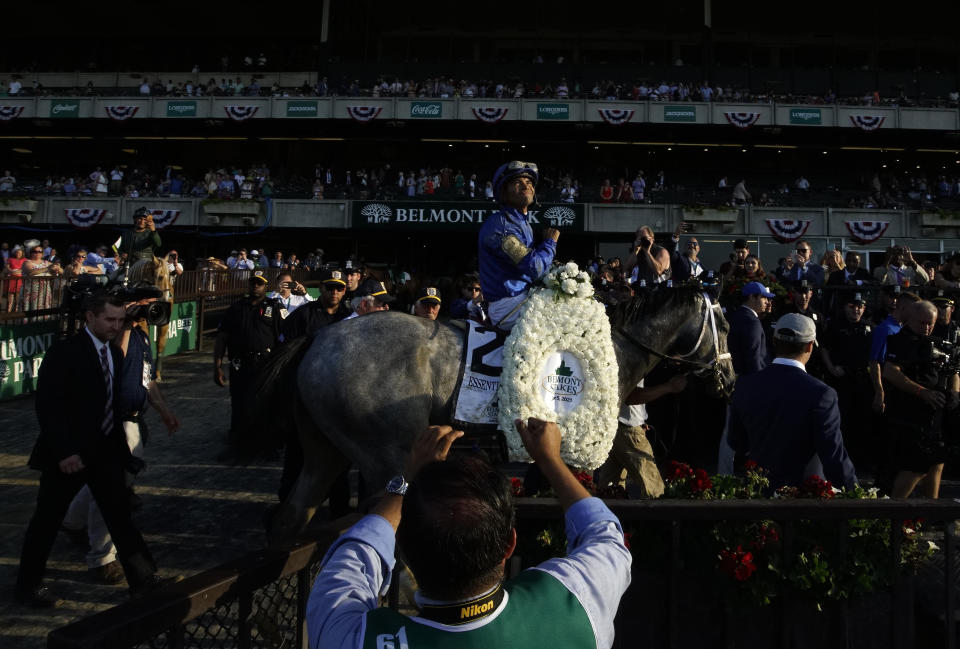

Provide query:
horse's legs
left=267, top=400, right=350, bottom=547
left=155, top=323, right=169, bottom=380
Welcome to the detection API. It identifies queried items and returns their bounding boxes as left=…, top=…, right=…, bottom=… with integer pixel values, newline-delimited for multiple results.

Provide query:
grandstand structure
left=2, top=2, right=960, bottom=273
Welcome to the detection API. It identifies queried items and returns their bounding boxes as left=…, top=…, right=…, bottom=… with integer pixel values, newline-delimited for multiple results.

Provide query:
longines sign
left=352, top=201, right=584, bottom=231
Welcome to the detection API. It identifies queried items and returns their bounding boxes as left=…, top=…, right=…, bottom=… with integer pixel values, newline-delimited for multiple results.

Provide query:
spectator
left=874, top=246, right=928, bottom=287
left=795, top=175, right=810, bottom=191
left=0, top=170, right=16, bottom=192
left=732, top=178, right=751, bottom=205
left=4, top=245, right=25, bottom=312
left=598, top=179, right=614, bottom=203
left=269, top=271, right=313, bottom=314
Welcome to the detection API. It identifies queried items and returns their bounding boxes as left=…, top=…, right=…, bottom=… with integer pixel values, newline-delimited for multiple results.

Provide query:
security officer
left=214, top=270, right=283, bottom=446
left=883, top=300, right=959, bottom=498
left=281, top=268, right=351, bottom=341
left=821, top=292, right=874, bottom=470
left=932, top=291, right=959, bottom=343
left=413, top=286, right=442, bottom=320
left=780, top=280, right=826, bottom=378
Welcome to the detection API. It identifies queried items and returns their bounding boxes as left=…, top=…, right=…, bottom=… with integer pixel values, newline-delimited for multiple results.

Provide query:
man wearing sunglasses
left=784, top=240, right=825, bottom=287
left=479, top=161, right=559, bottom=330
left=280, top=268, right=350, bottom=342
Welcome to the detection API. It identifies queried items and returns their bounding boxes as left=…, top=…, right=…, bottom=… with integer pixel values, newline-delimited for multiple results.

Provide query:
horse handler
left=478, top=161, right=559, bottom=330
left=307, top=418, right=631, bottom=649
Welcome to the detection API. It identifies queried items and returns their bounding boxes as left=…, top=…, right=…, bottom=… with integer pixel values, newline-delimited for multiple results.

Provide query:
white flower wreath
left=498, top=262, right=620, bottom=469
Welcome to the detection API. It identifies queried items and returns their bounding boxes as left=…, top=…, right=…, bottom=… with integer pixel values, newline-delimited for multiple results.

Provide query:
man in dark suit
left=14, top=292, right=162, bottom=607
left=826, top=251, right=873, bottom=286
left=784, top=240, right=825, bottom=287
left=726, top=281, right=773, bottom=376
left=669, top=236, right=705, bottom=282
left=728, top=313, right=858, bottom=491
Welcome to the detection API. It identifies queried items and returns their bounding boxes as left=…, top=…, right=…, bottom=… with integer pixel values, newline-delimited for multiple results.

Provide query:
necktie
left=100, top=346, right=114, bottom=436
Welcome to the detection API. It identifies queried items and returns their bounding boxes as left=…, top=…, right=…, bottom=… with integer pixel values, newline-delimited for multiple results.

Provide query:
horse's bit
left=616, top=292, right=732, bottom=393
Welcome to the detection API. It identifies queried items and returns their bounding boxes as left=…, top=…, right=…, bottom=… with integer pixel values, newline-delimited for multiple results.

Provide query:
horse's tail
left=236, top=335, right=314, bottom=457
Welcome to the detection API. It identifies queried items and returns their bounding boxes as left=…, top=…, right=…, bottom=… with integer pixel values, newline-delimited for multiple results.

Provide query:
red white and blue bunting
left=0, top=106, right=25, bottom=121
left=224, top=106, right=259, bottom=121
left=346, top=106, right=383, bottom=122
left=472, top=107, right=509, bottom=123
left=64, top=208, right=108, bottom=229
left=765, top=219, right=811, bottom=243
left=724, top=112, right=761, bottom=129
left=845, top=220, right=889, bottom=243
left=597, top=109, right=635, bottom=126
left=149, top=209, right=180, bottom=229
left=849, top=115, right=886, bottom=131
left=104, top=106, right=140, bottom=121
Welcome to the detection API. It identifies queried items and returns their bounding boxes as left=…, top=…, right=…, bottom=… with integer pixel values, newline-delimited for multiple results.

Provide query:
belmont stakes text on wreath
left=353, top=201, right=584, bottom=231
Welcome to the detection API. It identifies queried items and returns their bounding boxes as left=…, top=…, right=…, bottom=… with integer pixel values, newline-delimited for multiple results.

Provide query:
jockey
left=478, top=161, right=559, bottom=329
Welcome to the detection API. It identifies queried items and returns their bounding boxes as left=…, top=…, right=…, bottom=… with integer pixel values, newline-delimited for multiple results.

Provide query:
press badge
left=142, top=361, right=152, bottom=388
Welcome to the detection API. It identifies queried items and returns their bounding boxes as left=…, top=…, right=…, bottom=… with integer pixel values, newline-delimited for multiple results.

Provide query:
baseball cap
left=359, top=278, right=396, bottom=304
left=249, top=270, right=269, bottom=284
left=321, top=268, right=346, bottom=285
left=773, top=313, right=817, bottom=344
left=742, top=281, right=774, bottom=298
left=417, top=287, right=441, bottom=303
left=250, top=249, right=259, bottom=256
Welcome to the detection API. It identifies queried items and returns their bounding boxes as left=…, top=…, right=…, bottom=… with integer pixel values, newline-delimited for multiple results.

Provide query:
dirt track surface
left=0, top=350, right=286, bottom=649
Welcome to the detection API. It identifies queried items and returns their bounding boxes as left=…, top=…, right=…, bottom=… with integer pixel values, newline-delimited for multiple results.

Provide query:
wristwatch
left=386, top=475, right=409, bottom=496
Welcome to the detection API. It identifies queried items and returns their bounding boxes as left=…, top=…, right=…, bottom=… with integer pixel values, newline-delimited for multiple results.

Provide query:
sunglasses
left=31, top=249, right=43, bottom=254
left=467, top=286, right=482, bottom=292
left=797, top=248, right=810, bottom=253
left=506, top=160, right=538, bottom=173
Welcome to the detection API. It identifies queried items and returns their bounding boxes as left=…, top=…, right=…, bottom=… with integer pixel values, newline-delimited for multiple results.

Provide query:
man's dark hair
left=398, top=454, right=515, bottom=600
left=773, top=337, right=809, bottom=357
left=82, top=291, right=124, bottom=315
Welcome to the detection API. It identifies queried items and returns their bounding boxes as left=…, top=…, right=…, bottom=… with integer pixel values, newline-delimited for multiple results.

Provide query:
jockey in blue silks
left=478, top=161, right=560, bottom=329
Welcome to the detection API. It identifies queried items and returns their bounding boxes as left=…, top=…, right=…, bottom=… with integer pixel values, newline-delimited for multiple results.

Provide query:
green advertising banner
left=536, top=103, right=569, bottom=120
left=789, top=108, right=822, bottom=125
left=663, top=106, right=697, bottom=122
left=166, top=100, right=197, bottom=117
left=353, top=201, right=584, bottom=231
left=50, top=101, right=80, bottom=118
left=410, top=102, right=442, bottom=118
left=153, top=300, right=198, bottom=357
left=286, top=100, right=318, bottom=117
left=0, top=320, right=58, bottom=399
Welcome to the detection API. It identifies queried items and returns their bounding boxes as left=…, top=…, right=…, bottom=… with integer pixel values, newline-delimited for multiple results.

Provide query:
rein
left=616, top=292, right=731, bottom=377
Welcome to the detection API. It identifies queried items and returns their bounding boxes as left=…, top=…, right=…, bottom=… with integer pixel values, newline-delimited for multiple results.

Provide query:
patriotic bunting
left=765, top=219, right=811, bottom=243
left=0, top=106, right=25, bottom=121
left=597, top=109, right=635, bottom=126
left=849, top=115, right=886, bottom=131
left=724, top=112, right=761, bottom=129
left=224, top=106, right=259, bottom=121
left=346, top=106, right=383, bottom=122
left=64, top=208, right=108, bottom=229
left=845, top=220, right=889, bottom=243
left=149, top=209, right=180, bottom=229
left=472, top=107, right=509, bottom=123
left=104, top=106, right=140, bottom=121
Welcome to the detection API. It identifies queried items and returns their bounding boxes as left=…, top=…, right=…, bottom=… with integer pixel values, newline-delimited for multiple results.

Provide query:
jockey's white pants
left=488, top=294, right=528, bottom=330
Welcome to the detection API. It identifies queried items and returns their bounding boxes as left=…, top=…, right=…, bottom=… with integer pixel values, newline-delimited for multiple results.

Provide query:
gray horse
left=265, top=286, right=734, bottom=545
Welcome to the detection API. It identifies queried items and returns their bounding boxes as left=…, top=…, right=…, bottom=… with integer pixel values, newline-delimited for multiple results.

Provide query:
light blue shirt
left=307, top=497, right=631, bottom=649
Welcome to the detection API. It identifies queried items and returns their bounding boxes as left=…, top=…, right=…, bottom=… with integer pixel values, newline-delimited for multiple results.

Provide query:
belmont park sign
left=353, top=201, right=584, bottom=231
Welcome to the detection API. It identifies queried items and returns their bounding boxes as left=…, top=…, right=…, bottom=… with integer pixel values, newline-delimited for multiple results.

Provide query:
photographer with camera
left=61, top=286, right=180, bottom=585
left=883, top=300, right=959, bottom=498
left=268, top=270, right=312, bottom=315
left=14, top=290, right=170, bottom=607
left=625, top=224, right=675, bottom=285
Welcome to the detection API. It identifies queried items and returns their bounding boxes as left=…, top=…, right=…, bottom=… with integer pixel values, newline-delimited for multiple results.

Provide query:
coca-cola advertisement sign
left=409, top=102, right=443, bottom=118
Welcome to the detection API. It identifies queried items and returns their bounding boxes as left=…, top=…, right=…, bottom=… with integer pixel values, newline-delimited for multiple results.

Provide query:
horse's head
left=612, top=286, right=736, bottom=399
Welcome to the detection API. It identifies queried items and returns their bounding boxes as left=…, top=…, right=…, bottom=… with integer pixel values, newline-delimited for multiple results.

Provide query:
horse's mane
left=610, top=284, right=703, bottom=329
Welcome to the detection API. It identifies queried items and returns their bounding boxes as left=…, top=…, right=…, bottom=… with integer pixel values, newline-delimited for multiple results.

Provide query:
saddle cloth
left=452, top=321, right=507, bottom=430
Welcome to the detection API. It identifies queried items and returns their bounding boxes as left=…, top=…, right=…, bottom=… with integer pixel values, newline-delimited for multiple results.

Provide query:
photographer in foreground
left=307, top=418, right=631, bottom=649
left=883, top=300, right=959, bottom=498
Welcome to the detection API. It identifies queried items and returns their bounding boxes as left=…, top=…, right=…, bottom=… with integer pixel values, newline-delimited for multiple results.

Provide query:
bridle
left=616, top=292, right=732, bottom=391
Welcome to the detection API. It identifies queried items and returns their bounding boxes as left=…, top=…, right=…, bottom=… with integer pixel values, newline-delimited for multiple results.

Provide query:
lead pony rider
left=479, top=161, right=560, bottom=329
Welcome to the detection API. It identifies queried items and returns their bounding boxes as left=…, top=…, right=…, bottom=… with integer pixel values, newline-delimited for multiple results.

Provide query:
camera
left=61, top=276, right=171, bottom=334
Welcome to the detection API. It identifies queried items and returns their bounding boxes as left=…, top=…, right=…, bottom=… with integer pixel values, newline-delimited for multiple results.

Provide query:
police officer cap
left=773, top=313, right=817, bottom=344
left=933, top=290, right=955, bottom=307
left=321, top=268, right=346, bottom=285
left=249, top=270, right=269, bottom=284
left=417, top=287, right=442, bottom=303
left=847, top=292, right=867, bottom=305
left=882, top=284, right=902, bottom=296
left=358, top=278, right=396, bottom=304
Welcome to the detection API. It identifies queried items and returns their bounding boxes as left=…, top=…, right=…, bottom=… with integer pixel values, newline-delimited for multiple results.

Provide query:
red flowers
left=690, top=468, right=713, bottom=494
left=510, top=477, right=525, bottom=497
left=799, top=475, right=835, bottom=499
left=665, top=460, right=695, bottom=483
left=719, top=546, right=758, bottom=581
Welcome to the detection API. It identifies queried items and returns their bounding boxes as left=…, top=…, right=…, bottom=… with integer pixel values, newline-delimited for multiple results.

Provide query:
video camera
left=60, top=275, right=171, bottom=338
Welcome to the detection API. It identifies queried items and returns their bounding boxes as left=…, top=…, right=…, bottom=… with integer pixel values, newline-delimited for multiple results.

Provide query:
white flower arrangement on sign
left=498, top=262, right=619, bottom=469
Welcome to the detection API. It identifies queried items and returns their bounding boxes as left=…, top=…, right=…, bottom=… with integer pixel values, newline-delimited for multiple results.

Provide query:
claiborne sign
left=286, top=100, right=318, bottom=117
left=0, top=322, right=57, bottom=399
left=536, top=103, right=569, bottom=120
left=166, top=100, right=197, bottom=117
left=353, top=201, right=583, bottom=231
left=789, top=108, right=822, bottom=125
left=410, top=102, right=442, bottom=118
left=663, top=106, right=697, bottom=122
left=50, top=101, right=80, bottom=118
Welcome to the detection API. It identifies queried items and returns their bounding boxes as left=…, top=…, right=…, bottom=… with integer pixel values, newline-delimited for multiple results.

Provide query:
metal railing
left=46, top=498, right=960, bottom=649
